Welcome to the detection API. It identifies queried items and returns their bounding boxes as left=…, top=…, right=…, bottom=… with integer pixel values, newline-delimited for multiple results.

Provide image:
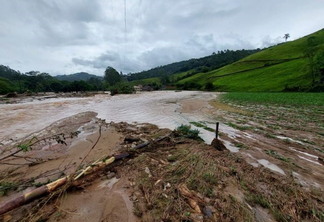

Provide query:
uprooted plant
left=0, top=131, right=80, bottom=163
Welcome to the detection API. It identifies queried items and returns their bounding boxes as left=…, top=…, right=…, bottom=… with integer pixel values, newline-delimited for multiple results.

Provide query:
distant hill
left=175, top=29, right=324, bottom=91
left=55, top=72, right=103, bottom=82
left=127, top=49, right=260, bottom=81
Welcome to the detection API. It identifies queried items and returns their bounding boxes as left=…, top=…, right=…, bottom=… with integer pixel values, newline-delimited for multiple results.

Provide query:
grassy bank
left=221, top=92, right=324, bottom=106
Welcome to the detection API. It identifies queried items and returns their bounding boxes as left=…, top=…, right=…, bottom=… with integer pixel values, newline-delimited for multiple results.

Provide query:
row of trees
left=0, top=65, right=139, bottom=96
left=0, top=66, right=107, bottom=94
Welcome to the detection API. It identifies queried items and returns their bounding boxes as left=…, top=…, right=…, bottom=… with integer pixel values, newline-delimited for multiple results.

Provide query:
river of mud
left=0, top=91, right=219, bottom=144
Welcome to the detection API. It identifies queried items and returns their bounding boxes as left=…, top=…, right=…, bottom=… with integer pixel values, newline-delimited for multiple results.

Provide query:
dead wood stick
left=133, top=134, right=171, bottom=150
left=178, top=184, right=203, bottom=213
left=0, top=153, right=129, bottom=216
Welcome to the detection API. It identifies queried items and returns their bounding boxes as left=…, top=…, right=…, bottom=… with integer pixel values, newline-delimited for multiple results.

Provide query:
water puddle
left=276, top=136, right=304, bottom=145
left=98, top=177, right=120, bottom=189
left=222, top=140, right=239, bottom=152
left=257, top=159, right=285, bottom=175
left=297, top=155, right=321, bottom=165
left=289, top=147, right=318, bottom=159
left=289, top=147, right=320, bottom=165
left=292, top=172, right=321, bottom=188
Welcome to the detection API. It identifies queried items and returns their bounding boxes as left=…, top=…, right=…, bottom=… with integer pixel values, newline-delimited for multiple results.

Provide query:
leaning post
left=215, top=122, right=219, bottom=139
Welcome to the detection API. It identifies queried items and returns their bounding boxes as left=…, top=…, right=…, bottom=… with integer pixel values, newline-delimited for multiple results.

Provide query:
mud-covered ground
left=0, top=91, right=323, bottom=221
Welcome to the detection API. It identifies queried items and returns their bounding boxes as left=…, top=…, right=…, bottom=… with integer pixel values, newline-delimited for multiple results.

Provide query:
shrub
left=204, top=82, right=214, bottom=91
left=175, top=124, right=202, bottom=140
left=110, top=82, right=135, bottom=96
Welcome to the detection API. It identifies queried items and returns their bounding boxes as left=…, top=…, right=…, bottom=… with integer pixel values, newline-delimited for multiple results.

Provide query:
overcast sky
left=0, top=0, right=323, bottom=76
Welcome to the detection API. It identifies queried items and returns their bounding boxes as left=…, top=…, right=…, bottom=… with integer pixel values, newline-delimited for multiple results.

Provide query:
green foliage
left=0, top=181, right=18, bottom=196
left=246, top=193, right=271, bottom=208
left=222, top=92, right=324, bottom=106
left=202, top=172, right=217, bottom=185
left=104, top=66, right=121, bottom=86
left=175, top=124, right=201, bottom=140
left=189, top=121, right=214, bottom=132
left=110, top=82, right=135, bottom=96
left=0, top=77, right=16, bottom=94
left=17, top=143, right=31, bottom=152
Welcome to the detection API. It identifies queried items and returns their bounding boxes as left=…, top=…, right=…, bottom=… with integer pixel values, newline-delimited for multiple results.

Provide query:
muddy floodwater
left=0, top=91, right=219, bottom=144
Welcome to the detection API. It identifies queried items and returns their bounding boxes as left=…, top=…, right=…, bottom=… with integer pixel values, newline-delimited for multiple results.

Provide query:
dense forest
left=126, top=49, right=260, bottom=81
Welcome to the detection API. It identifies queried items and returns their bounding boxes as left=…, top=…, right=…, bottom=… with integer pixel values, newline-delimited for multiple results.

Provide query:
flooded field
left=0, top=91, right=323, bottom=221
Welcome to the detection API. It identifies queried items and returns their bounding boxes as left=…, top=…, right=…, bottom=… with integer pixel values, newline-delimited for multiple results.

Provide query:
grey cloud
left=0, top=0, right=323, bottom=75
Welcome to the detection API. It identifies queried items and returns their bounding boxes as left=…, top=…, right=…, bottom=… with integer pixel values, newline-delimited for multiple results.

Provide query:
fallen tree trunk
left=0, top=153, right=129, bottom=216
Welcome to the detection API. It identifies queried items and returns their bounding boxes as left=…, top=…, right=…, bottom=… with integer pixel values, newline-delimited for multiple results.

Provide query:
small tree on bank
left=104, top=66, right=121, bottom=86
left=283, top=33, right=290, bottom=42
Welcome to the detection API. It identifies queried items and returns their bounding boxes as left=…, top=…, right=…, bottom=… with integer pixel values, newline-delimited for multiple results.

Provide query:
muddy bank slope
left=0, top=113, right=323, bottom=222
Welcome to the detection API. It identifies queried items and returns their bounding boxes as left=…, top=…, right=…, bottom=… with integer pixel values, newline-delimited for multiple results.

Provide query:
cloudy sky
left=0, top=0, right=323, bottom=76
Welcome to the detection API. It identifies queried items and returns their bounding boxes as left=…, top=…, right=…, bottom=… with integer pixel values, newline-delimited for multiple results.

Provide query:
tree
left=283, top=33, right=290, bottom=42
left=104, top=66, right=121, bottom=86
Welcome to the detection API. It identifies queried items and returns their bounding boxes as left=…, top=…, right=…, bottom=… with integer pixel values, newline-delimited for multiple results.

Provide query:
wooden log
left=0, top=176, right=69, bottom=215
left=0, top=153, right=129, bottom=216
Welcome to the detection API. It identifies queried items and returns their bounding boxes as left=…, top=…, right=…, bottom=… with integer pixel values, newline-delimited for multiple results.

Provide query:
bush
left=110, top=82, right=135, bottom=96
left=175, top=124, right=202, bottom=140
left=204, top=82, right=214, bottom=91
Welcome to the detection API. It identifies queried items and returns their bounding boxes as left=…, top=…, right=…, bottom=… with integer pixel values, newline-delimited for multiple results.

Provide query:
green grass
left=222, top=92, right=324, bottom=106
left=265, top=150, right=290, bottom=163
left=189, top=121, right=215, bottom=132
left=175, top=29, right=324, bottom=91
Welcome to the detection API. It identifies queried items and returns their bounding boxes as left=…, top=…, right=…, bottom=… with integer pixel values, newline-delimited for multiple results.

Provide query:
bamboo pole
left=0, top=153, right=129, bottom=215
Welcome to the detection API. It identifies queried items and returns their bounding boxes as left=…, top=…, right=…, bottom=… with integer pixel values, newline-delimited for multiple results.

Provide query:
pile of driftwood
left=0, top=135, right=169, bottom=216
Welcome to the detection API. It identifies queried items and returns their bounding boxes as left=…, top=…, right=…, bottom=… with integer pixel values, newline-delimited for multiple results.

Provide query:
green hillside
left=127, top=49, right=259, bottom=81
left=176, top=29, right=324, bottom=91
